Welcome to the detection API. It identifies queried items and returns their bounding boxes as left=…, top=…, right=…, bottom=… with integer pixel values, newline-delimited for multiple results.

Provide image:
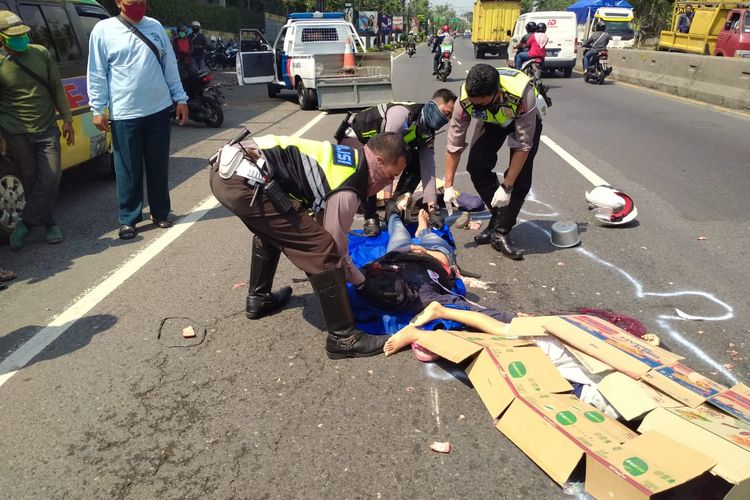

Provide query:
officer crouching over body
left=443, top=64, right=546, bottom=260
left=334, top=89, right=457, bottom=237
left=209, top=132, right=408, bottom=359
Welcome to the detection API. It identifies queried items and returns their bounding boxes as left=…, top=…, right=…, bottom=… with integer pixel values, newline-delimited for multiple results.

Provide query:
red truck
left=715, top=7, right=750, bottom=57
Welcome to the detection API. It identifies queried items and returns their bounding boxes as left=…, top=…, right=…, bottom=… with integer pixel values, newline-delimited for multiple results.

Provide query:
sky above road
left=440, top=0, right=475, bottom=15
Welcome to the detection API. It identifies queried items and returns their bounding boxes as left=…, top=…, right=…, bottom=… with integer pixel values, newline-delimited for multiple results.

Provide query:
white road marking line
left=456, top=60, right=462, bottom=65
left=465, top=69, right=469, bottom=73
left=0, top=112, right=327, bottom=389
left=540, top=135, right=608, bottom=186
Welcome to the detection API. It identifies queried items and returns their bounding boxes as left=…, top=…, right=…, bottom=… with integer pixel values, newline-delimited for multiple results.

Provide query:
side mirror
left=507, top=30, right=512, bottom=36
left=724, top=21, right=732, bottom=30
left=260, top=44, right=270, bottom=51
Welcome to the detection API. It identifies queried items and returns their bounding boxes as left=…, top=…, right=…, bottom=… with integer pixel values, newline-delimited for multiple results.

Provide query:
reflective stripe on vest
left=351, top=102, right=422, bottom=143
left=254, top=135, right=359, bottom=212
left=459, top=68, right=532, bottom=127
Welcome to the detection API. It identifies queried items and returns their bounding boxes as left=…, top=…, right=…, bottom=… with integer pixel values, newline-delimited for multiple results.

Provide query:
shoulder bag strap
left=117, top=15, right=163, bottom=69
left=5, top=54, right=54, bottom=97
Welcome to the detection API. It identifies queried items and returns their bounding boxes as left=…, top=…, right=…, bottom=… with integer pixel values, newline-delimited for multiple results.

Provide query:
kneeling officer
left=209, top=131, right=408, bottom=359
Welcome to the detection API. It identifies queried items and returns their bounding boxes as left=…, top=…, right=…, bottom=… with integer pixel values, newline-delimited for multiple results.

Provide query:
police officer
left=443, top=64, right=544, bottom=260
left=336, top=88, right=457, bottom=236
left=209, top=132, right=408, bottom=359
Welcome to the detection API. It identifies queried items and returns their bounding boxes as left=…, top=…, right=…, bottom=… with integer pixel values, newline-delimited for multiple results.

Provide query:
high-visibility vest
left=459, top=68, right=533, bottom=128
left=350, top=102, right=431, bottom=146
left=254, top=135, right=369, bottom=213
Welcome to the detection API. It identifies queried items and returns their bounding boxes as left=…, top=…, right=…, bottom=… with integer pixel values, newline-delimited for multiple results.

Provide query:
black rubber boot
left=246, top=236, right=293, bottom=319
left=308, top=268, right=387, bottom=359
left=363, top=214, right=381, bottom=237
left=474, top=208, right=500, bottom=245
left=490, top=230, right=524, bottom=260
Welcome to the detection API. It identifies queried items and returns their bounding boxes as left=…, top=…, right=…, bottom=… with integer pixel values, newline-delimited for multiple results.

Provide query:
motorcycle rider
left=209, top=133, right=409, bottom=358
left=432, top=26, right=453, bottom=75
left=172, top=24, right=192, bottom=75
left=335, top=89, right=458, bottom=237
left=444, top=64, right=544, bottom=260
left=582, top=21, right=610, bottom=72
left=514, top=22, right=544, bottom=70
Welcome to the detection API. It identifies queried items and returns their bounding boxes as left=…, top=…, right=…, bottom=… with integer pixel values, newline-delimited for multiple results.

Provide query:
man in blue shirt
left=87, top=0, right=188, bottom=240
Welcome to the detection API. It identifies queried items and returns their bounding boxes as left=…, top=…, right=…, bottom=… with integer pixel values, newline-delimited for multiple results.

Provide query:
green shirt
left=0, top=44, right=72, bottom=135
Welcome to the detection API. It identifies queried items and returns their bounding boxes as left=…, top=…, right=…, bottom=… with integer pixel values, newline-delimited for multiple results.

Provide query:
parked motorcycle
left=584, top=50, right=612, bottom=85
left=435, top=46, right=452, bottom=82
left=176, top=70, right=225, bottom=128
left=206, top=42, right=238, bottom=71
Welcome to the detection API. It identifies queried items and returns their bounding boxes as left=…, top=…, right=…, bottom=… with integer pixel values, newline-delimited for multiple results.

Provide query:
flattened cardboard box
left=497, top=393, right=638, bottom=486
left=543, top=315, right=682, bottom=378
left=598, top=372, right=682, bottom=421
left=639, top=404, right=750, bottom=495
left=642, top=362, right=728, bottom=408
left=709, top=383, right=750, bottom=425
left=585, top=431, right=716, bottom=500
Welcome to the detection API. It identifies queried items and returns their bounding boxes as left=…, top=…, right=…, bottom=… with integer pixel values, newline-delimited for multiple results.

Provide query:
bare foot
left=416, top=209, right=429, bottom=234
left=384, top=325, right=426, bottom=356
left=410, top=301, right=445, bottom=327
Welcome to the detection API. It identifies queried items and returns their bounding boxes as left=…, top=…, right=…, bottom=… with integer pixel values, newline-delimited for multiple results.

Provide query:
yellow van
left=0, top=0, right=111, bottom=237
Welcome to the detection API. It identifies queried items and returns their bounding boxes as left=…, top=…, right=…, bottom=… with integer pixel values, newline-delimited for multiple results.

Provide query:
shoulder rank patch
left=332, top=144, right=355, bottom=167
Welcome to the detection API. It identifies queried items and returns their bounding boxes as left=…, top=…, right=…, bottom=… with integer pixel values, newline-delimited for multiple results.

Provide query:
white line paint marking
left=0, top=112, right=327, bottom=389
left=541, top=135, right=609, bottom=186
left=465, top=69, right=469, bottom=73
left=456, top=60, right=463, bottom=65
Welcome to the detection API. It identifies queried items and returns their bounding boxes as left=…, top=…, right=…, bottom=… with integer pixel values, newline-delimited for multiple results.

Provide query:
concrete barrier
left=608, top=49, right=750, bottom=111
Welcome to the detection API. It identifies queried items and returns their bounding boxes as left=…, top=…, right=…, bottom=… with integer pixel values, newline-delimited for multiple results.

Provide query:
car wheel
left=267, top=83, right=279, bottom=98
left=564, top=67, right=573, bottom=78
left=297, top=80, right=315, bottom=110
left=0, top=155, right=25, bottom=239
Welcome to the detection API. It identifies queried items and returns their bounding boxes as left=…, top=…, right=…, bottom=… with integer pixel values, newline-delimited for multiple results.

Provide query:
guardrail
left=608, top=48, right=750, bottom=111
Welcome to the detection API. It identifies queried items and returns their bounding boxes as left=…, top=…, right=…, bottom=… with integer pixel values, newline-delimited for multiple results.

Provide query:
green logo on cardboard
left=584, top=411, right=605, bottom=423
left=623, top=457, right=649, bottom=476
left=507, top=361, right=527, bottom=378
left=555, top=411, right=577, bottom=426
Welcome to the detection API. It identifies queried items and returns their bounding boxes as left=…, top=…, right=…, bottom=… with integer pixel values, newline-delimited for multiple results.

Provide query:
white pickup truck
left=236, top=12, right=393, bottom=110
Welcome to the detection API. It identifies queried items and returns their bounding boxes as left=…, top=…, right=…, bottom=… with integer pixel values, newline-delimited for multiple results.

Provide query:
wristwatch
left=501, top=183, right=513, bottom=194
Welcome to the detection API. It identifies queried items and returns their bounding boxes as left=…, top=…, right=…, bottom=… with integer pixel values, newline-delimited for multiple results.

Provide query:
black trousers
left=466, top=117, right=543, bottom=234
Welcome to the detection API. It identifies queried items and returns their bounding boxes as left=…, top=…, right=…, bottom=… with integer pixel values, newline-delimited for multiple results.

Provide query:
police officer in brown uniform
left=209, top=132, right=408, bottom=359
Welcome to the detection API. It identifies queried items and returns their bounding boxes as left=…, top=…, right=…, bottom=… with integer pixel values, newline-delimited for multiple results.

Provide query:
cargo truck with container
left=471, top=0, right=521, bottom=59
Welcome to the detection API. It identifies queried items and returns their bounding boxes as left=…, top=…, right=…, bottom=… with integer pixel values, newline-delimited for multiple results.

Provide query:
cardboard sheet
left=642, top=362, right=728, bottom=408
left=585, top=431, right=716, bottom=500
left=709, top=383, right=750, bottom=425
left=598, top=372, right=682, bottom=421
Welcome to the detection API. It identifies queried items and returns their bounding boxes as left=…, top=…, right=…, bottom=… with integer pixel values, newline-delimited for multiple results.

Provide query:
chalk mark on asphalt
left=0, top=111, right=328, bottom=390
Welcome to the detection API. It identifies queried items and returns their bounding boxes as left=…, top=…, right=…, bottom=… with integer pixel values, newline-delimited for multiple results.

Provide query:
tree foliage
left=628, top=0, right=674, bottom=40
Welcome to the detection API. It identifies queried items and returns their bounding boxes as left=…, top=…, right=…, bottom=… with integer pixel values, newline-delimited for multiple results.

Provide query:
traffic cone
left=343, top=36, right=356, bottom=70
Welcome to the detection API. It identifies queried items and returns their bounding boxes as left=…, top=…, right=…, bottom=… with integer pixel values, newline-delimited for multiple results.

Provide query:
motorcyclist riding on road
left=582, top=21, right=610, bottom=71
left=514, top=22, right=545, bottom=70
left=432, top=26, right=453, bottom=75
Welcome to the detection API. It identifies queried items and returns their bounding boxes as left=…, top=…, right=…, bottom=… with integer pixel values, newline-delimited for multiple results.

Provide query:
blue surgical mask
left=4, top=33, right=29, bottom=52
left=420, top=100, right=449, bottom=131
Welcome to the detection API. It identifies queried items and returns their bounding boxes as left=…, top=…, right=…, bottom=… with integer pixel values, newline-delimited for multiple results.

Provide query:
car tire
left=297, top=80, right=316, bottom=110
left=564, top=67, right=573, bottom=78
left=0, top=155, right=25, bottom=239
left=267, top=83, right=279, bottom=98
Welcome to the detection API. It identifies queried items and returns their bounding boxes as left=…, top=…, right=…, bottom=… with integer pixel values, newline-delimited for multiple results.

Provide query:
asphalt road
left=0, top=39, right=748, bottom=498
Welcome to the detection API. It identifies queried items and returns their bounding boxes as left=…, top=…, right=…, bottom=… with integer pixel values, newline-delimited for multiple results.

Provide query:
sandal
left=0, top=268, right=16, bottom=282
left=118, top=224, right=136, bottom=240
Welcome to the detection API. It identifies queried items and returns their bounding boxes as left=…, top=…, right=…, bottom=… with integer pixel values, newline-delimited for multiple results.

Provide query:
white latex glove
left=443, top=186, right=459, bottom=216
left=491, top=184, right=511, bottom=208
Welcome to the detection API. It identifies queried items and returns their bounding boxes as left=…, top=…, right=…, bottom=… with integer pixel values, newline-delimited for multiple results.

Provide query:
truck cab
left=588, top=7, right=635, bottom=49
left=715, top=8, right=750, bottom=57
left=236, top=12, right=392, bottom=111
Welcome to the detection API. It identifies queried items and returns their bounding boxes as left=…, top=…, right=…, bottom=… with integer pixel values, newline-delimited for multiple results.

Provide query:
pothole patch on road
left=157, top=317, right=206, bottom=347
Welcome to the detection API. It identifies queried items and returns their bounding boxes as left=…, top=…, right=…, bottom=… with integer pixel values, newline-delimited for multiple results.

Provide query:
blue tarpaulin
left=566, top=0, right=632, bottom=25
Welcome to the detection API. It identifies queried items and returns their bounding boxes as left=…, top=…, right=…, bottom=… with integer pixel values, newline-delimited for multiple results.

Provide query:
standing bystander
left=189, top=21, right=207, bottom=72
left=87, top=0, right=188, bottom=240
left=0, top=10, right=74, bottom=250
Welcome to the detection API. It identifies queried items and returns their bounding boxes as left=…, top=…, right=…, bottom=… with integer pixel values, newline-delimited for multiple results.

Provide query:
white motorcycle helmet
left=585, top=186, right=638, bottom=226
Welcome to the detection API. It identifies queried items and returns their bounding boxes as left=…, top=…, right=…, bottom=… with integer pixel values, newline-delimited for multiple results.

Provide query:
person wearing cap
left=189, top=21, right=207, bottom=72
left=443, top=63, right=543, bottom=261
left=87, top=0, right=188, bottom=240
left=0, top=10, right=74, bottom=250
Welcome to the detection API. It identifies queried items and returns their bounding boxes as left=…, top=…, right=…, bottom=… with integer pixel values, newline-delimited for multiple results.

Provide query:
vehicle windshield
left=604, top=20, right=635, bottom=37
